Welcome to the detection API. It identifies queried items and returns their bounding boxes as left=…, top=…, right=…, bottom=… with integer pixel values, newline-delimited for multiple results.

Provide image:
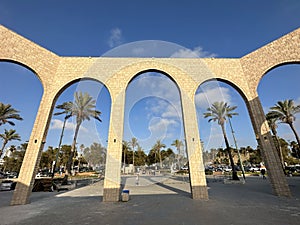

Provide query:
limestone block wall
left=0, top=25, right=299, bottom=204
left=240, top=27, right=300, bottom=98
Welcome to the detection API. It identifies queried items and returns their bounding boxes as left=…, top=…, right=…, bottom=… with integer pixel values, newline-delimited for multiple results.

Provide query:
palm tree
left=129, top=137, right=138, bottom=172
left=171, top=139, right=183, bottom=156
left=136, top=145, right=146, bottom=166
left=0, top=129, right=21, bottom=158
left=203, top=101, right=239, bottom=180
left=171, top=139, right=184, bottom=169
left=122, top=140, right=131, bottom=173
left=266, top=112, right=285, bottom=169
left=58, top=92, right=102, bottom=183
left=290, top=141, right=300, bottom=158
left=8, top=145, right=17, bottom=155
left=0, top=103, right=23, bottom=126
left=78, top=144, right=85, bottom=171
left=52, top=101, right=73, bottom=177
left=153, top=139, right=166, bottom=168
left=268, top=99, right=300, bottom=148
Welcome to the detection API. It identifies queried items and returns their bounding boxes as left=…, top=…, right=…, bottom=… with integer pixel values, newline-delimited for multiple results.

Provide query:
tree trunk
left=133, top=150, right=135, bottom=166
left=62, top=121, right=81, bottom=184
left=123, top=150, right=126, bottom=173
left=159, top=150, right=162, bottom=168
left=221, top=123, right=239, bottom=180
left=274, top=134, right=285, bottom=172
left=132, top=149, right=135, bottom=174
left=52, top=116, right=68, bottom=178
left=289, top=122, right=300, bottom=157
left=0, top=140, right=8, bottom=158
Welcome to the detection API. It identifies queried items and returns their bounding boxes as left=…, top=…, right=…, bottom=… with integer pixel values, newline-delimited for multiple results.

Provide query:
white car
left=0, top=180, right=16, bottom=191
left=181, top=166, right=189, bottom=171
left=249, top=167, right=260, bottom=172
left=223, top=167, right=232, bottom=172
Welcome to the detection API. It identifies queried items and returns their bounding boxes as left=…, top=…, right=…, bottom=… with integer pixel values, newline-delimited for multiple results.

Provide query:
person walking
left=135, top=173, right=140, bottom=185
left=261, top=168, right=266, bottom=179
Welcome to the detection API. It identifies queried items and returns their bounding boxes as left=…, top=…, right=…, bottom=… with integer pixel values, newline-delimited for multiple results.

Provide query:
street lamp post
left=51, top=114, right=71, bottom=178
left=228, top=117, right=246, bottom=180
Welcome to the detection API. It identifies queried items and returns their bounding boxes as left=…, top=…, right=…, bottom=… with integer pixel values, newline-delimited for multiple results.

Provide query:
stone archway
left=0, top=25, right=299, bottom=205
left=101, top=63, right=210, bottom=201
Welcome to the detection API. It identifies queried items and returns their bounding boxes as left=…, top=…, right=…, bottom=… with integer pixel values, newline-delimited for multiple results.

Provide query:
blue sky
left=0, top=0, right=300, bottom=155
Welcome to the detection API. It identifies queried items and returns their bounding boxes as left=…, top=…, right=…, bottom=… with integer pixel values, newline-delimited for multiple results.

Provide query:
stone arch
left=52, top=77, right=113, bottom=105
left=240, top=27, right=300, bottom=98
left=127, top=68, right=180, bottom=88
left=123, top=69, right=184, bottom=141
left=103, top=62, right=208, bottom=201
left=196, top=77, right=256, bottom=143
left=257, top=61, right=300, bottom=94
left=0, top=25, right=60, bottom=91
left=1, top=24, right=297, bottom=204
left=0, top=59, right=44, bottom=88
left=105, top=59, right=199, bottom=100
left=199, top=77, right=249, bottom=102
left=236, top=29, right=300, bottom=198
left=197, top=77, right=257, bottom=137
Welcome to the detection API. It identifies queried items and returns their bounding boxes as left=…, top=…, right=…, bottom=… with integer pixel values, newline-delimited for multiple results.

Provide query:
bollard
left=121, top=190, right=130, bottom=202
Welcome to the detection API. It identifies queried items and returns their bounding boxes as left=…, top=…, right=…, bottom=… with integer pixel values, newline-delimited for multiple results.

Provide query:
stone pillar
left=247, top=96, right=291, bottom=197
left=103, top=90, right=125, bottom=202
left=181, top=91, right=208, bottom=200
left=11, top=91, right=54, bottom=205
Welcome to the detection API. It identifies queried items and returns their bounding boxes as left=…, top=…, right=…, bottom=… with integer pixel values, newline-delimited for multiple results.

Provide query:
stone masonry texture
left=0, top=25, right=299, bottom=204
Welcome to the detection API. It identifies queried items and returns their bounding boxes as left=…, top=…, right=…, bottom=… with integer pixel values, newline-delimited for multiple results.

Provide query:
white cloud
left=200, top=124, right=224, bottom=151
left=195, top=86, right=232, bottom=109
left=50, top=119, right=75, bottom=130
left=149, top=118, right=177, bottom=133
left=162, top=104, right=181, bottom=118
left=145, top=97, right=182, bottom=120
left=50, top=119, right=88, bottom=133
left=171, top=46, right=217, bottom=58
left=133, top=74, right=181, bottom=103
left=108, top=28, right=123, bottom=48
left=127, top=74, right=182, bottom=121
left=146, top=117, right=178, bottom=143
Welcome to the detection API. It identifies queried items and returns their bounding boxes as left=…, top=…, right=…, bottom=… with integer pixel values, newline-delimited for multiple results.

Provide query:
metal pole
left=228, top=117, right=246, bottom=180
left=52, top=115, right=70, bottom=178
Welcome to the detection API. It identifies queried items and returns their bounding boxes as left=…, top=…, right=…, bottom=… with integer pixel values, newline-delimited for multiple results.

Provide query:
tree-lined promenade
left=1, top=97, right=300, bottom=180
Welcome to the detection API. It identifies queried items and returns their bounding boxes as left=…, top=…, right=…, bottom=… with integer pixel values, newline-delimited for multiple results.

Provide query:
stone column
left=11, top=91, right=55, bottom=205
left=247, top=96, right=291, bottom=197
left=181, top=91, right=208, bottom=200
left=103, top=90, right=125, bottom=202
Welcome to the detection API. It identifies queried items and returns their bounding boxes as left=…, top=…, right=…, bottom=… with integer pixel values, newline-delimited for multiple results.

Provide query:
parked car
left=223, top=166, right=232, bottom=172
left=7, top=172, right=18, bottom=179
left=0, top=180, right=17, bottom=191
left=0, top=172, right=6, bottom=179
left=248, top=167, right=260, bottom=172
left=181, top=166, right=189, bottom=171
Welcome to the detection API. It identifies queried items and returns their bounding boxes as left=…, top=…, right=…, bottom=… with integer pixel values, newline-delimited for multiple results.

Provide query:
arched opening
left=258, top=63, right=300, bottom=171
left=122, top=70, right=190, bottom=197
left=0, top=60, right=43, bottom=205
left=195, top=79, right=258, bottom=181
left=44, top=78, right=111, bottom=193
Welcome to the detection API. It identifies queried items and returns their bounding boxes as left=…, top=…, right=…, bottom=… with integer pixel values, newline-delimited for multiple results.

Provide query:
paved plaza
left=0, top=175, right=299, bottom=225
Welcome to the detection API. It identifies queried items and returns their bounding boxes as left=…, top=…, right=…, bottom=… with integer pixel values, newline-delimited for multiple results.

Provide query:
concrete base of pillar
left=191, top=185, right=209, bottom=200
left=103, top=188, right=121, bottom=202
left=10, top=182, right=31, bottom=205
left=273, top=183, right=292, bottom=198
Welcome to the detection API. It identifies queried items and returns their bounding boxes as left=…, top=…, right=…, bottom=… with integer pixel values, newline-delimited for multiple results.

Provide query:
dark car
left=0, top=172, right=6, bottom=179
left=0, top=180, right=17, bottom=191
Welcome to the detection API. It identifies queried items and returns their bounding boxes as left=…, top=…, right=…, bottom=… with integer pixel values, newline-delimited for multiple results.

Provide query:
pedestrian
left=261, top=168, right=266, bottom=179
left=135, top=173, right=140, bottom=185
